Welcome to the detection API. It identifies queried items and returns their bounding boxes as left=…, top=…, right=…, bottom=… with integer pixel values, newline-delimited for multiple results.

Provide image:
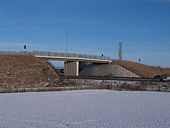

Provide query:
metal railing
left=0, top=50, right=111, bottom=60
left=43, top=59, right=63, bottom=78
left=31, top=51, right=111, bottom=60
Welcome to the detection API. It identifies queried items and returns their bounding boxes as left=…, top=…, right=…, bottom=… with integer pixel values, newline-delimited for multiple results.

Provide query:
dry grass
left=113, top=60, right=170, bottom=78
left=0, top=54, right=60, bottom=89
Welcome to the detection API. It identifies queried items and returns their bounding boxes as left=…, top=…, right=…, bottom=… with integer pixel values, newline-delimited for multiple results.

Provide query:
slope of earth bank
left=0, top=54, right=60, bottom=89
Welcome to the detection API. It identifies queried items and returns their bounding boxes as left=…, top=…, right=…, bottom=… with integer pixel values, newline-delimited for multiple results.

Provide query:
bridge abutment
left=64, top=61, right=79, bottom=76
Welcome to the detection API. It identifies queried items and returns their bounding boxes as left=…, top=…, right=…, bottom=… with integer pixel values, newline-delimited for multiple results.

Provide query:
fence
left=0, top=51, right=111, bottom=60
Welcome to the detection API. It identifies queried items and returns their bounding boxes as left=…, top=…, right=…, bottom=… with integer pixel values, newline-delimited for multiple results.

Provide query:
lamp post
left=65, top=33, right=69, bottom=80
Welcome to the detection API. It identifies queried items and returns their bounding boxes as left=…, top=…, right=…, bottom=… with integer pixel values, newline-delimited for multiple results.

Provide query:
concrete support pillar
left=64, top=61, right=79, bottom=76
left=75, top=61, right=79, bottom=76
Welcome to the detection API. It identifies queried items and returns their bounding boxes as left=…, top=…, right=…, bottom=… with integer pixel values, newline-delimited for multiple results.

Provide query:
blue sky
left=0, top=0, right=170, bottom=67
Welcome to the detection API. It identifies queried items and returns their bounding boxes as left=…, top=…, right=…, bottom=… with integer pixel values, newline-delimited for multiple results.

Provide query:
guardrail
left=0, top=51, right=111, bottom=60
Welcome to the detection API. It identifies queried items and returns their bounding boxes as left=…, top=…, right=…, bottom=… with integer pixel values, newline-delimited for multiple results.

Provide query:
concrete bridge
left=31, top=51, right=112, bottom=76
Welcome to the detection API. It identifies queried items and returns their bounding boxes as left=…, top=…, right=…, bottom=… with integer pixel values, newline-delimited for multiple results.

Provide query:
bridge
left=0, top=51, right=112, bottom=76
left=32, top=51, right=111, bottom=63
left=32, top=51, right=112, bottom=76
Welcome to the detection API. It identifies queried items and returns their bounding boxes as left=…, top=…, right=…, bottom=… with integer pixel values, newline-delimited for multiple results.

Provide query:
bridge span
left=32, top=51, right=112, bottom=63
left=32, top=51, right=112, bottom=76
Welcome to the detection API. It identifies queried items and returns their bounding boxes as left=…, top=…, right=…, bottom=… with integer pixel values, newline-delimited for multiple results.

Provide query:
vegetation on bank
left=113, top=60, right=170, bottom=78
left=0, top=54, right=59, bottom=89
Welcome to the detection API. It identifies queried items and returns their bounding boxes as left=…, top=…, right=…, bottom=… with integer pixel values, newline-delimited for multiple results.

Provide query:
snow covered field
left=0, top=90, right=170, bottom=128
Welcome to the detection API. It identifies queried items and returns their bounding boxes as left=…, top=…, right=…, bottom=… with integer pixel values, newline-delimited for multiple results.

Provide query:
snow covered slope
left=0, top=90, right=170, bottom=128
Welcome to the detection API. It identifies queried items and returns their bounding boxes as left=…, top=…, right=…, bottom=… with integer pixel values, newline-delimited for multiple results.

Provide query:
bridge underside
left=64, top=61, right=94, bottom=76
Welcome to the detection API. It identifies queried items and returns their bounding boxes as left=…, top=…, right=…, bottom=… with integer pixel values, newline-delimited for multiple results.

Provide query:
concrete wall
left=80, top=63, right=140, bottom=77
left=64, top=61, right=79, bottom=76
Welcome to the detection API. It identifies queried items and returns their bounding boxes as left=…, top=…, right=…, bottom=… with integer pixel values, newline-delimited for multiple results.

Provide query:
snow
left=0, top=90, right=170, bottom=128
